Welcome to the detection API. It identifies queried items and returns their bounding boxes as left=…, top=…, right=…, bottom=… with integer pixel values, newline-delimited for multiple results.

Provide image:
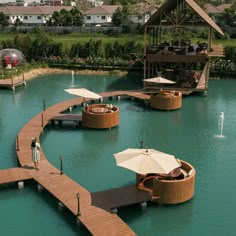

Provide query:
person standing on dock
left=31, top=137, right=41, bottom=170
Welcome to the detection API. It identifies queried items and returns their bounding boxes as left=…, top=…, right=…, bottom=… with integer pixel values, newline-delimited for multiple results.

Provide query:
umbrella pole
left=139, top=139, right=144, bottom=149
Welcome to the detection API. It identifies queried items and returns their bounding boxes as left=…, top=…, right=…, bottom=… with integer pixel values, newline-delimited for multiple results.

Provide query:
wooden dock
left=91, top=185, right=152, bottom=213
left=50, top=114, right=82, bottom=127
left=15, top=91, right=153, bottom=236
left=0, top=167, right=32, bottom=185
left=0, top=76, right=26, bottom=90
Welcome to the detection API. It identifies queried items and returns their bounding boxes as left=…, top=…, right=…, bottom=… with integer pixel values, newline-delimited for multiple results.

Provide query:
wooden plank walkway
left=16, top=91, right=152, bottom=236
left=0, top=167, right=32, bottom=185
left=91, top=185, right=152, bottom=213
left=50, top=114, right=82, bottom=121
left=50, top=114, right=82, bottom=126
left=0, top=77, right=26, bottom=89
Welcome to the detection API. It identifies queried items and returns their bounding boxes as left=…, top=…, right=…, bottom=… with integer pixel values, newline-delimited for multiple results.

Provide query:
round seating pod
left=150, top=91, right=182, bottom=110
left=82, top=104, right=119, bottom=129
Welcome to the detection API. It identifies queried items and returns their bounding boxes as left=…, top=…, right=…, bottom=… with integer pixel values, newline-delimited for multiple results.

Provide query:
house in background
left=84, top=3, right=159, bottom=26
left=206, top=3, right=232, bottom=21
left=83, top=5, right=120, bottom=25
left=128, top=9, right=151, bottom=25
left=0, top=6, right=72, bottom=25
left=87, top=0, right=104, bottom=7
left=128, top=2, right=158, bottom=25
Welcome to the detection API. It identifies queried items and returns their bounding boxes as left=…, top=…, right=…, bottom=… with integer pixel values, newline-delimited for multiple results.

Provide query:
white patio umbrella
left=64, top=88, right=102, bottom=99
left=143, top=77, right=176, bottom=84
left=114, top=148, right=181, bottom=175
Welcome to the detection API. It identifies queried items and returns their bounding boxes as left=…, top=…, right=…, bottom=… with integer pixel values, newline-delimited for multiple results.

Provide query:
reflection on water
left=0, top=75, right=236, bottom=236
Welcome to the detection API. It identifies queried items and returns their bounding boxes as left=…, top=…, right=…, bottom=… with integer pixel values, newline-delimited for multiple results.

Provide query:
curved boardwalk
left=16, top=91, right=149, bottom=236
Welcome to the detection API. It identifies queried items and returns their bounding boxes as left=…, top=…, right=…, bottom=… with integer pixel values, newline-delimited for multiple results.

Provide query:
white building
left=0, top=6, right=72, bottom=25
left=87, top=0, right=103, bottom=7
left=84, top=5, right=120, bottom=25
left=84, top=4, right=153, bottom=26
left=128, top=13, right=150, bottom=25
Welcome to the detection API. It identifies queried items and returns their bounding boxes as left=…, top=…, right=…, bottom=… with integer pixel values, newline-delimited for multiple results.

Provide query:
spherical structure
left=0, top=48, right=25, bottom=69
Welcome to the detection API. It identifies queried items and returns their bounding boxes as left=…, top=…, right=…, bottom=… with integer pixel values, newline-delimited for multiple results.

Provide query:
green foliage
left=112, top=7, right=124, bottom=26
left=207, top=0, right=224, bottom=6
left=47, top=7, right=84, bottom=26
left=31, top=27, right=47, bottom=34
left=0, top=12, right=9, bottom=27
left=70, top=7, right=84, bottom=26
left=13, top=34, right=32, bottom=58
left=224, top=46, right=236, bottom=62
left=14, top=18, right=22, bottom=27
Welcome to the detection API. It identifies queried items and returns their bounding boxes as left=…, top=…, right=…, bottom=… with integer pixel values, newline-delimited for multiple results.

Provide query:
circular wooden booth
left=82, top=104, right=119, bottom=129
left=136, top=160, right=195, bottom=204
left=150, top=90, right=182, bottom=110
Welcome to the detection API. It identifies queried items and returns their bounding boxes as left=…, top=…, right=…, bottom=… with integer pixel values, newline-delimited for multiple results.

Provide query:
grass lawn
left=0, top=32, right=145, bottom=46
left=0, top=32, right=235, bottom=47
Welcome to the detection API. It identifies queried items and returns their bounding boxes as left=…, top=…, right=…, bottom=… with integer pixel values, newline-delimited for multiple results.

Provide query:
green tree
left=28, top=32, right=55, bottom=60
left=112, top=5, right=129, bottom=26
left=48, top=11, right=62, bottom=26
left=14, top=18, right=22, bottom=26
left=48, top=7, right=84, bottom=26
left=13, top=34, right=32, bottom=58
left=223, top=3, right=236, bottom=26
left=0, top=12, right=9, bottom=27
left=70, top=7, right=84, bottom=26
left=61, top=9, right=73, bottom=26
left=112, top=7, right=124, bottom=26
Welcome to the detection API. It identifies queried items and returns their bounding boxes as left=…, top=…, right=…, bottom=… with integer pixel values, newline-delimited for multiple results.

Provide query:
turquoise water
left=0, top=73, right=236, bottom=236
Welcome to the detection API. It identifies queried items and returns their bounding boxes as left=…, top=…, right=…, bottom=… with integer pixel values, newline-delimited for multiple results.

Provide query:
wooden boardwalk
left=0, top=167, right=32, bottom=185
left=0, top=76, right=26, bottom=90
left=91, top=185, right=152, bottom=213
left=15, top=91, right=152, bottom=236
left=50, top=114, right=82, bottom=127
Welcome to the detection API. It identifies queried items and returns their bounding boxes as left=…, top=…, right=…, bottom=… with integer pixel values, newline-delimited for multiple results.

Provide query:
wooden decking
left=0, top=167, right=32, bottom=185
left=91, top=185, right=152, bottom=213
left=50, top=114, right=82, bottom=126
left=0, top=77, right=26, bottom=89
left=15, top=91, right=153, bottom=236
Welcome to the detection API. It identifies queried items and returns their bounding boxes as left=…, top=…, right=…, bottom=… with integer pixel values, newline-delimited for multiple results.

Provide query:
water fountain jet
left=216, top=112, right=225, bottom=138
left=71, top=70, right=75, bottom=87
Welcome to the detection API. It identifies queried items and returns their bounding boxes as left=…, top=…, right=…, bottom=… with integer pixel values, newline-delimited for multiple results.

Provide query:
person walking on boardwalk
left=31, top=137, right=41, bottom=170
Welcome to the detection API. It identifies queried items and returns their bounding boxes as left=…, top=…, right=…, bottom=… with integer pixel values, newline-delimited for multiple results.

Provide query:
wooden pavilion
left=143, top=0, right=225, bottom=94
